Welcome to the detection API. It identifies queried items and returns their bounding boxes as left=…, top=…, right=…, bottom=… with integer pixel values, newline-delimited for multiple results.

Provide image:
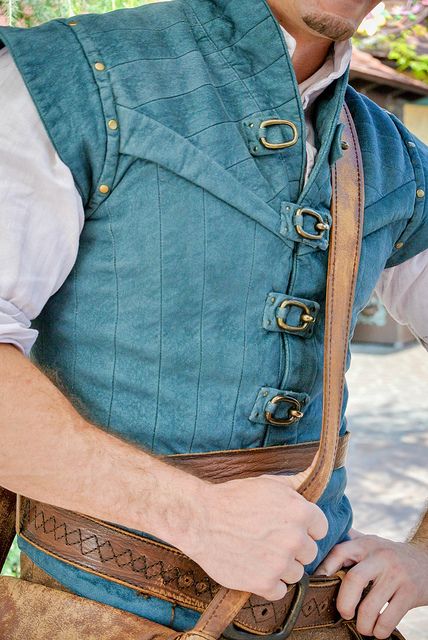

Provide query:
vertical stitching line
left=227, top=221, right=257, bottom=449
left=278, top=331, right=284, bottom=386
left=303, top=159, right=339, bottom=493
left=71, top=267, right=78, bottom=395
left=304, top=108, right=363, bottom=492
left=107, top=205, right=119, bottom=427
left=151, top=165, right=163, bottom=452
left=198, top=588, right=230, bottom=632
left=189, top=189, right=207, bottom=453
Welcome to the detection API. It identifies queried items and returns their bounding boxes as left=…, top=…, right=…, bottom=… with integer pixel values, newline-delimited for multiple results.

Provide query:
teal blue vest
left=1, top=0, right=428, bottom=629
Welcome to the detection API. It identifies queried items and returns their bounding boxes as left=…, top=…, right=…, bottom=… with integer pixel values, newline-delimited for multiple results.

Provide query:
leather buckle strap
left=16, top=495, right=346, bottom=637
left=163, top=433, right=349, bottom=483
left=264, top=395, right=304, bottom=426
left=276, top=299, right=315, bottom=333
left=295, top=208, right=330, bottom=241
left=16, top=436, right=348, bottom=636
left=182, top=103, right=365, bottom=640
left=223, top=574, right=309, bottom=640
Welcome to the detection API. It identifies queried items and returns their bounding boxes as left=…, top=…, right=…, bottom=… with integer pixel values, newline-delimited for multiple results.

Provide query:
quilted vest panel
left=1, top=0, right=427, bottom=627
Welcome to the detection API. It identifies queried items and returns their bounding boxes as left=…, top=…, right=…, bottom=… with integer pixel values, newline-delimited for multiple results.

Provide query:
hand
left=180, top=469, right=328, bottom=602
left=315, top=530, right=428, bottom=639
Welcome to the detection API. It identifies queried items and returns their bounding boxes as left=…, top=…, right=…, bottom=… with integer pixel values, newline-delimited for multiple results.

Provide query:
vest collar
left=182, top=0, right=350, bottom=204
left=183, top=0, right=303, bottom=121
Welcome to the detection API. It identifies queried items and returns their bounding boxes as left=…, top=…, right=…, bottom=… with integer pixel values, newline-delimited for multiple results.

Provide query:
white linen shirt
left=0, top=26, right=427, bottom=356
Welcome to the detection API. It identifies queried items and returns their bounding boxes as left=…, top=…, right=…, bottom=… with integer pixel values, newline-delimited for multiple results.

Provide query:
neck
left=268, top=5, right=334, bottom=83
left=290, top=33, right=334, bottom=84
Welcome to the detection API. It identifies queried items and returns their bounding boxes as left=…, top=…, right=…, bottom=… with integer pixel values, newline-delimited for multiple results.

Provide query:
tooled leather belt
left=17, top=435, right=348, bottom=636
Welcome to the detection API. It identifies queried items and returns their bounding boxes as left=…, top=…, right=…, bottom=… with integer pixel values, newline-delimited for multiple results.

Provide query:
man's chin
left=302, top=11, right=356, bottom=41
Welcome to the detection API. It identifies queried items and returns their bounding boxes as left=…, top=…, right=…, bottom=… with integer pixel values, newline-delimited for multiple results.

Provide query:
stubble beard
left=301, top=11, right=356, bottom=41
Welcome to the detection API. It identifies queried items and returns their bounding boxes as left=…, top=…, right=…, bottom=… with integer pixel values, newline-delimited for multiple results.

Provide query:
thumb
left=314, top=542, right=354, bottom=576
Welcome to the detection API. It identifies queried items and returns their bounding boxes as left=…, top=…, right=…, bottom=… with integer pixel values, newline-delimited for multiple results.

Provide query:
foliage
left=354, top=1, right=428, bottom=83
left=0, top=0, right=154, bottom=26
left=388, top=30, right=428, bottom=81
left=1, top=537, right=20, bottom=578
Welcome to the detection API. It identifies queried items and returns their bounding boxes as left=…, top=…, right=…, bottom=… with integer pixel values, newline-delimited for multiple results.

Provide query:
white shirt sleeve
left=375, top=249, right=428, bottom=351
left=0, top=46, right=84, bottom=356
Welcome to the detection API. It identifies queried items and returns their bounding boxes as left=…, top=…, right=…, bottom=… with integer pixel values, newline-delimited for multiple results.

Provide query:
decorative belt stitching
left=18, top=497, right=344, bottom=634
left=16, top=436, right=349, bottom=635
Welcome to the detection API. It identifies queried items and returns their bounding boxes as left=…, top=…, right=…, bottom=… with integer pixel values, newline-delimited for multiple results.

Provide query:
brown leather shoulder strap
left=298, top=103, right=364, bottom=501
left=183, top=104, right=365, bottom=640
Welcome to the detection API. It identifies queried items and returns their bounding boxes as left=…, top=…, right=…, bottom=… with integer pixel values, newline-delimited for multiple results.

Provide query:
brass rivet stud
left=248, top=123, right=254, bottom=128
left=99, top=184, right=110, bottom=194
left=416, top=189, right=425, bottom=199
left=341, top=140, right=350, bottom=150
left=270, top=297, right=276, bottom=304
left=262, top=390, right=269, bottom=397
left=407, top=141, right=416, bottom=148
left=94, top=61, right=106, bottom=71
left=68, top=20, right=78, bottom=26
left=395, top=241, right=404, bottom=250
left=108, top=119, right=118, bottom=130
left=253, top=146, right=259, bottom=153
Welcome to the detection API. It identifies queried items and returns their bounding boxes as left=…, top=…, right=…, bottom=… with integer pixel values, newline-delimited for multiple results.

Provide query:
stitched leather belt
left=17, top=435, right=349, bottom=635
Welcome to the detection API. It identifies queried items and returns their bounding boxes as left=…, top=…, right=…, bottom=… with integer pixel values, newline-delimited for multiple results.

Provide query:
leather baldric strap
left=181, top=104, right=365, bottom=640
left=2, top=436, right=350, bottom=576
left=15, top=104, right=364, bottom=640
left=16, top=434, right=348, bottom=635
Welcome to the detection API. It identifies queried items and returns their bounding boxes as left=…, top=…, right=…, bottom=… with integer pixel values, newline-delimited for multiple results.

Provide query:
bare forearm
left=0, top=345, right=332, bottom=601
left=0, top=344, right=204, bottom=549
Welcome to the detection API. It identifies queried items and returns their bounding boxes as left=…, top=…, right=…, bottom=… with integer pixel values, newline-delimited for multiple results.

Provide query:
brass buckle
left=222, top=574, right=309, bottom=640
left=259, top=119, right=298, bottom=150
left=295, top=208, right=330, bottom=241
left=277, top=300, right=315, bottom=332
left=264, top=395, right=304, bottom=426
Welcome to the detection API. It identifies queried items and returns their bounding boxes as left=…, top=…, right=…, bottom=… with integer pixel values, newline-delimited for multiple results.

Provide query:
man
left=0, top=0, right=427, bottom=638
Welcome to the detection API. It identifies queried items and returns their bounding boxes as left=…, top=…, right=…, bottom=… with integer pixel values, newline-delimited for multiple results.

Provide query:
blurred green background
left=1, top=0, right=155, bottom=27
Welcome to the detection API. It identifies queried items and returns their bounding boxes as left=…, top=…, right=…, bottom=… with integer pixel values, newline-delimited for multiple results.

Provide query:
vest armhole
left=59, top=16, right=122, bottom=219
left=384, top=112, right=428, bottom=268
left=0, top=19, right=116, bottom=219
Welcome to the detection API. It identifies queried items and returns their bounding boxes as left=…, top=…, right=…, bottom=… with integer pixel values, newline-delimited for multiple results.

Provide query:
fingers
left=283, top=560, right=305, bottom=586
left=355, top=577, right=397, bottom=637
left=279, top=480, right=329, bottom=542
left=262, top=473, right=329, bottom=543
left=372, top=588, right=414, bottom=639
left=314, top=540, right=357, bottom=576
left=336, top=562, right=374, bottom=620
left=262, top=579, right=288, bottom=602
left=295, top=535, right=319, bottom=566
left=264, top=563, right=305, bottom=601
left=308, top=513, right=328, bottom=541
